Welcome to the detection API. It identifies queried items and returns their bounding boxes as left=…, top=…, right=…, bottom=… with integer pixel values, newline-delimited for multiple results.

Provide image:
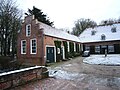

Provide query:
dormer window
left=101, top=34, right=106, bottom=40
left=26, top=24, right=31, bottom=36
left=111, top=27, right=116, bottom=33
left=91, top=30, right=96, bottom=35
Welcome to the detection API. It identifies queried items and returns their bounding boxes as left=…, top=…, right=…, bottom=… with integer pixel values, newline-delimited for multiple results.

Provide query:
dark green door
left=46, top=47, right=55, bottom=63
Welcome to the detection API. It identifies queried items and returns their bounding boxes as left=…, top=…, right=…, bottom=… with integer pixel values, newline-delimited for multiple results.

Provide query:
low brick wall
left=0, top=66, right=48, bottom=90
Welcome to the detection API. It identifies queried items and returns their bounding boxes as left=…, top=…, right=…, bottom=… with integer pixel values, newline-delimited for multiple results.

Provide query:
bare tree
left=99, top=18, right=117, bottom=26
left=71, top=18, right=97, bottom=36
left=0, top=0, right=22, bottom=56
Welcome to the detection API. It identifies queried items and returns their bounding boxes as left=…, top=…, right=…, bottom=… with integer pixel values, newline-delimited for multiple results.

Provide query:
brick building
left=17, top=15, right=80, bottom=66
left=79, top=24, right=120, bottom=54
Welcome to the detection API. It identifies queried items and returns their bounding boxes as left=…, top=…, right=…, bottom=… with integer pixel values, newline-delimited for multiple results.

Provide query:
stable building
left=17, top=15, right=81, bottom=66
left=79, top=24, right=120, bottom=54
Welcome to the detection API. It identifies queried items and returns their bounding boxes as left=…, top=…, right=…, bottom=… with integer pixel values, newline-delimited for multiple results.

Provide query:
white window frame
left=21, top=40, right=26, bottom=54
left=26, top=24, right=31, bottom=36
left=30, top=38, right=37, bottom=54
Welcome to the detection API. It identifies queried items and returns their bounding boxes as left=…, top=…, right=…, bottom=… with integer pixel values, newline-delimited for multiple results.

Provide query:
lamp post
left=105, top=49, right=107, bottom=57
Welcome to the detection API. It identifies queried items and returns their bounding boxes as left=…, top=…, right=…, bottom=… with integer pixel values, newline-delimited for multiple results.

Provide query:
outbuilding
left=79, top=24, right=120, bottom=54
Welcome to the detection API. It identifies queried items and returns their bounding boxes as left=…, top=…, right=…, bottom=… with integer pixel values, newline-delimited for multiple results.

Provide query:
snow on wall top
left=79, top=23, right=120, bottom=43
left=39, top=22, right=80, bottom=43
left=0, top=66, right=45, bottom=77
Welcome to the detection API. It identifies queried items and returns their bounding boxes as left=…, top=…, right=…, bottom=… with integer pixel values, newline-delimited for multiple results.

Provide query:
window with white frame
left=21, top=40, right=26, bottom=54
left=26, top=24, right=31, bottom=36
left=108, top=45, right=114, bottom=53
left=30, top=39, right=37, bottom=54
left=95, top=46, right=100, bottom=53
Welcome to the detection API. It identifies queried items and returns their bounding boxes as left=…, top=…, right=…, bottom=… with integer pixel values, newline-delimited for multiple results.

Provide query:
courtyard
left=11, top=55, right=120, bottom=90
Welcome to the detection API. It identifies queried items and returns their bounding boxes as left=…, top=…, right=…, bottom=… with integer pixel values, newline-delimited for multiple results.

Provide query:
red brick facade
left=17, top=16, right=44, bottom=66
left=17, top=15, right=81, bottom=66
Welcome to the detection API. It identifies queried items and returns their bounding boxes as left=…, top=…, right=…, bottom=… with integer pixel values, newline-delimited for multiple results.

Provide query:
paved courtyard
left=11, top=55, right=120, bottom=90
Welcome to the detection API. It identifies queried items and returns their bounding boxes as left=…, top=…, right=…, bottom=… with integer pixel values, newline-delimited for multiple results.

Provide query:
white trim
left=61, top=46, right=65, bottom=59
left=21, top=40, right=26, bottom=54
left=45, top=45, right=56, bottom=62
left=74, top=42, right=76, bottom=52
left=67, top=41, right=70, bottom=52
left=30, top=38, right=37, bottom=54
left=26, top=24, right=31, bottom=36
left=81, top=44, right=83, bottom=51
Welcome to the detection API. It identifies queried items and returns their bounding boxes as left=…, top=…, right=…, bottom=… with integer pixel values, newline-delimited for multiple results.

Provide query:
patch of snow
left=64, top=64, right=72, bottom=67
left=83, top=54, right=120, bottom=65
left=49, top=70, right=80, bottom=80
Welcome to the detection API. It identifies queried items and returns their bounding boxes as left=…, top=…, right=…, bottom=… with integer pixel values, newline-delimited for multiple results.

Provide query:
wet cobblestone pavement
left=11, top=56, right=120, bottom=90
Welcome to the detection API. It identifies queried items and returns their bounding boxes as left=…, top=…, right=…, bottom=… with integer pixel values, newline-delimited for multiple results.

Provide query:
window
left=26, top=24, right=31, bottom=36
left=95, top=46, right=100, bottom=53
left=30, top=39, right=37, bottom=54
left=108, top=45, right=114, bottom=53
left=85, top=46, right=90, bottom=51
left=21, top=40, right=26, bottom=54
left=101, top=34, right=106, bottom=40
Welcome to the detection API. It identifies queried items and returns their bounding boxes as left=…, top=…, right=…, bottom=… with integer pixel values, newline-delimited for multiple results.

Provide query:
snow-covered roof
left=79, top=23, right=120, bottom=43
left=39, top=22, right=80, bottom=43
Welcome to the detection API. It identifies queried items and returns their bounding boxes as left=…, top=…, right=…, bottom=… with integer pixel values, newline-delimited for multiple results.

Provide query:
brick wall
left=0, top=66, right=48, bottom=90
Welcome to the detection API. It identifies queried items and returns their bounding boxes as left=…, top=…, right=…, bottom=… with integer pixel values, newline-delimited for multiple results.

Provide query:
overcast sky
left=17, top=0, right=120, bottom=31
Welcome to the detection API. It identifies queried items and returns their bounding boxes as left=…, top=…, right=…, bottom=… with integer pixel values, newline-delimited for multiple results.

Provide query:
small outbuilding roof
left=79, top=23, right=120, bottom=43
left=39, top=22, right=80, bottom=43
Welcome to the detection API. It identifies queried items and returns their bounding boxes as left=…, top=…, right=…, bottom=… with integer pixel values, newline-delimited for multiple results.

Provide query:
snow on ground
left=83, top=54, right=120, bottom=65
left=49, top=69, right=81, bottom=80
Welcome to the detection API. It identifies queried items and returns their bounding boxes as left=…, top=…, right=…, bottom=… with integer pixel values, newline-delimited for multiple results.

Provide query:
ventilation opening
left=111, top=27, right=116, bottom=33
left=91, top=30, right=96, bottom=35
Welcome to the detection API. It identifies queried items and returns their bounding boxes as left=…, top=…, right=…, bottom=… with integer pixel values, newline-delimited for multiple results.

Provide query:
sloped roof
left=79, top=23, right=120, bottom=43
left=39, top=22, right=80, bottom=42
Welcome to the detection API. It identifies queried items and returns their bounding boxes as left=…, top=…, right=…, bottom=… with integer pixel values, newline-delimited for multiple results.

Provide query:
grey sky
left=17, top=0, right=120, bottom=31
